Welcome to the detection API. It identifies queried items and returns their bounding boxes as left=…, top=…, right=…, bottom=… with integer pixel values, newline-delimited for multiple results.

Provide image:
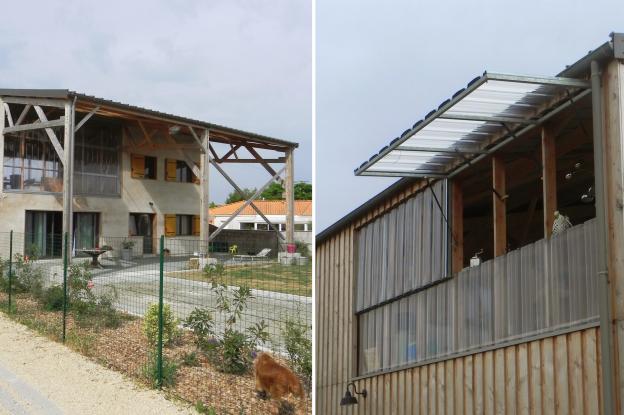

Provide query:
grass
left=166, top=262, right=312, bottom=297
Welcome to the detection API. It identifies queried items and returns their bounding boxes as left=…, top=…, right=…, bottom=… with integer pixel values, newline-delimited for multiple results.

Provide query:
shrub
left=200, top=283, right=270, bottom=374
left=142, top=352, right=178, bottom=387
left=8, top=254, right=44, bottom=295
left=143, top=303, right=179, bottom=346
left=182, top=351, right=200, bottom=367
left=282, top=319, right=312, bottom=380
left=203, top=263, right=225, bottom=279
left=195, top=401, right=217, bottom=415
left=295, top=241, right=310, bottom=257
left=183, top=307, right=214, bottom=349
left=68, top=262, right=94, bottom=303
left=41, top=285, right=65, bottom=311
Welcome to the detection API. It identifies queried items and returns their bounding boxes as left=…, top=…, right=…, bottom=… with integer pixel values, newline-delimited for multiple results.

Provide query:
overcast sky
left=316, top=0, right=624, bottom=232
left=0, top=0, right=311, bottom=204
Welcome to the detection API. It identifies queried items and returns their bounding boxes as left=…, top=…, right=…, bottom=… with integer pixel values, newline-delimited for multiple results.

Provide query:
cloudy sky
left=316, top=0, right=624, bottom=232
left=0, top=0, right=311, bottom=204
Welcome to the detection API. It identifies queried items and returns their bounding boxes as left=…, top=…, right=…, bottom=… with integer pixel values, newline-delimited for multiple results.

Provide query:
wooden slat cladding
left=316, top=226, right=603, bottom=414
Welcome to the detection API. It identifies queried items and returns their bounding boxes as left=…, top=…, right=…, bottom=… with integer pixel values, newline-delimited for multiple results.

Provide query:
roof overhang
left=0, top=88, right=298, bottom=150
left=354, top=72, right=591, bottom=179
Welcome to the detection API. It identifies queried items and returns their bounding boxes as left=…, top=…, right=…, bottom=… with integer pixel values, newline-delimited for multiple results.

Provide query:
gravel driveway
left=0, top=314, right=194, bottom=415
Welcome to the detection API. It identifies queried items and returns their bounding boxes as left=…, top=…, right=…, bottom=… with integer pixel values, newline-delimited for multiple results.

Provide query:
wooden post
left=451, top=180, right=464, bottom=273
left=492, top=156, right=506, bottom=257
left=0, top=99, right=5, bottom=195
left=542, top=125, right=557, bottom=238
left=62, top=100, right=75, bottom=260
left=284, top=148, right=295, bottom=247
left=199, top=130, right=210, bottom=253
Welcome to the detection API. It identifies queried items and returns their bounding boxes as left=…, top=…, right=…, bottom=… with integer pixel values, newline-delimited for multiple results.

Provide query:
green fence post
left=62, top=232, right=68, bottom=343
left=157, top=234, right=164, bottom=388
left=8, top=230, right=13, bottom=314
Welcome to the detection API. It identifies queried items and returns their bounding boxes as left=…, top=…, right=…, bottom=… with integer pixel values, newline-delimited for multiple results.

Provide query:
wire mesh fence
left=0, top=231, right=312, bottom=414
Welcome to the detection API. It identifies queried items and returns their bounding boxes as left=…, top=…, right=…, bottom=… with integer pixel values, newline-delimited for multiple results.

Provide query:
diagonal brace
left=209, top=166, right=285, bottom=242
left=34, top=105, right=65, bottom=165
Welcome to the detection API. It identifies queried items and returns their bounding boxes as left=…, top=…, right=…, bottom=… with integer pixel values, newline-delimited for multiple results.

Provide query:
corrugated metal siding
left=317, top=219, right=602, bottom=414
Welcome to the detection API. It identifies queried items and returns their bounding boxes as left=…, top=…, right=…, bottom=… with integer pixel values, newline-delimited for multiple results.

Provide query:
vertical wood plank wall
left=317, top=225, right=603, bottom=414
left=316, top=173, right=605, bottom=414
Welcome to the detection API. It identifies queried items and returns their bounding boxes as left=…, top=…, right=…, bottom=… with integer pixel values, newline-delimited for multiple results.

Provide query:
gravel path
left=0, top=314, right=195, bottom=415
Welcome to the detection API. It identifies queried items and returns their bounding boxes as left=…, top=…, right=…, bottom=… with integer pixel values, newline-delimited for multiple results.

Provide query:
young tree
left=260, top=182, right=312, bottom=200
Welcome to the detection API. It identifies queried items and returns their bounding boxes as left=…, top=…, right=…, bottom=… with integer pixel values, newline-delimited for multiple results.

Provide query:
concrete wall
left=0, top=132, right=201, bottom=240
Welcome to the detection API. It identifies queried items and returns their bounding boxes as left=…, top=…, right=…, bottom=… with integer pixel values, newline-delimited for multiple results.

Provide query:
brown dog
left=254, top=352, right=304, bottom=400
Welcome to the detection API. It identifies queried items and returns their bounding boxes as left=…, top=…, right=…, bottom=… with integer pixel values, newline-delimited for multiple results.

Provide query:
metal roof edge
left=0, top=88, right=298, bottom=149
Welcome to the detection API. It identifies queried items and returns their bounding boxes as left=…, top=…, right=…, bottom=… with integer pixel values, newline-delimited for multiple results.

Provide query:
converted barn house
left=0, top=89, right=298, bottom=257
left=316, top=33, right=624, bottom=414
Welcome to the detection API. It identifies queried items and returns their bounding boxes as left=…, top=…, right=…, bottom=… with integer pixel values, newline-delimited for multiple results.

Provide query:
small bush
left=7, top=254, right=44, bottom=295
left=183, top=307, right=214, bottom=349
left=143, top=303, right=179, bottom=346
left=41, top=285, right=65, bottom=311
left=195, top=401, right=217, bottom=415
left=203, top=263, right=225, bottom=279
left=295, top=241, right=310, bottom=257
left=66, top=331, right=95, bottom=356
left=142, top=352, right=178, bottom=387
left=282, top=320, right=312, bottom=380
left=182, top=351, right=200, bottom=367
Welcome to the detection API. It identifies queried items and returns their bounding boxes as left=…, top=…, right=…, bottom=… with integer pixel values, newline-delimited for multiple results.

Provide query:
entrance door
left=25, top=211, right=62, bottom=257
left=129, top=213, right=154, bottom=254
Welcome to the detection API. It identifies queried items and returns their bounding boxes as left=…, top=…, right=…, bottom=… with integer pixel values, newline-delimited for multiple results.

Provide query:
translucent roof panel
left=355, top=72, right=590, bottom=178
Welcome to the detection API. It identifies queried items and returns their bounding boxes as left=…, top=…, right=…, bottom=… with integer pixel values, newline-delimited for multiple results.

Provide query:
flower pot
left=121, top=248, right=133, bottom=261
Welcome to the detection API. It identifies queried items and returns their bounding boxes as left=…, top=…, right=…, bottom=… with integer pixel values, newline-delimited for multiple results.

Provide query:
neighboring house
left=316, top=33, right=624, bottom=413
left=0, top=89, right=298, bottom=257
left=210, top=199, right=312, bottom=244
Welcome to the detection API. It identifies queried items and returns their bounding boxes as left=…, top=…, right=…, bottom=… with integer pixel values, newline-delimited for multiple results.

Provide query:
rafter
left=74, top=106, right=100, bottom=133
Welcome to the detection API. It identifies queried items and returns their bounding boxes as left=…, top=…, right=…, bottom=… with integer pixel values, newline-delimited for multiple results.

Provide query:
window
left=165, top=159, right=198, bottom=183
left=294, top=223, right=306, bottom=232
left=256, top=223, right=269, bottom=230
left=131, top=155, right=157, bottom=179
left=3, top=132, right=63, bottom=192
left=164, top=214, right=198, bottom=236
left=240, top=222, right=255, bottom=230
left=73, top=123, right=120, bottom=195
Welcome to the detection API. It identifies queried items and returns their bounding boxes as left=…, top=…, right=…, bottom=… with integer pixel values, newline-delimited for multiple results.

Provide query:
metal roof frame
left=354, top=72, right=591, bottom=178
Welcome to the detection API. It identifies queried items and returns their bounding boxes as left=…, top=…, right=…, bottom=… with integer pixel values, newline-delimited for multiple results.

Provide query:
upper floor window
left=131, top=154, right=157, bottom=179
left=165, top=159, right=198, bottom=183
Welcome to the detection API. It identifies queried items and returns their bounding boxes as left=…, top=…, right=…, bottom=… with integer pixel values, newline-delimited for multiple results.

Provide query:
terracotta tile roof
left=210, top=200, right=312, bottom=217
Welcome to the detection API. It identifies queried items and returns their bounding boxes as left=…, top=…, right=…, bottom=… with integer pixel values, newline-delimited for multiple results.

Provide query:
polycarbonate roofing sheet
left=355, top=72, right=591, bottom=178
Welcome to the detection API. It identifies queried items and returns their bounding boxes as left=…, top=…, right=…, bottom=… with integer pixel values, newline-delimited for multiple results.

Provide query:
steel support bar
left=485, top=72, right=592, bottom=88
left=3, top=118, right=65, bottom=133
left=359, top=171, right=448, bottom=179
left=592, top=60, right=615, bottom=415
left=208, top=166, right=285, bottom=242
left=157, top=235, right=164, bottom=389
left=438, top=113, right=538, bottom=125
left=209, top=159, right=284, bottom=240
left=284, top=148, right=295, bottom=246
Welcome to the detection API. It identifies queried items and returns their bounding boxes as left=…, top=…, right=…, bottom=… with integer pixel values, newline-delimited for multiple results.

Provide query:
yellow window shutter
left=165, top=214, right=177, bottom=236
left=131, top=155, right=145, bottom=178
left=192, top=215, right=200, bottom=236
left=165, top=159, right=177, bottom=182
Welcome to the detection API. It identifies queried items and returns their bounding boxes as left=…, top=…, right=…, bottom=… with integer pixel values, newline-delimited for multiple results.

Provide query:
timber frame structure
left=316, top=33, right=624, bottom=414
left=0, top=89, right=298, bottom=256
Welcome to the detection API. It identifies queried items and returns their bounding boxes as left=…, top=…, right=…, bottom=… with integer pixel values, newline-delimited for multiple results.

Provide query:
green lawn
left=167, top=262, right=312, bottom=297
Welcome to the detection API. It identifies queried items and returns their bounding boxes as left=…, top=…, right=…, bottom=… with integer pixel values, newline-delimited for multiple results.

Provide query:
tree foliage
left=225, top=188, right=256, bottom=204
